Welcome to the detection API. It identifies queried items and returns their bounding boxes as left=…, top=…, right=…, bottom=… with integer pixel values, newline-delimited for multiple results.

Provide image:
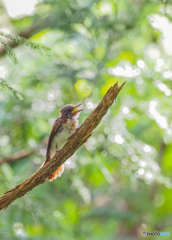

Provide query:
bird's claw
left=56, top=149, right=62, bottom=154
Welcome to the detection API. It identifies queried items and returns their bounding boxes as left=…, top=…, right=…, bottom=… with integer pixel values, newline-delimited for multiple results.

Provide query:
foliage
left=0, top=32, right=51, bottom=64
left=0, top=0, right=172, bottom=239
left=0, top=78, right=23, bottom=100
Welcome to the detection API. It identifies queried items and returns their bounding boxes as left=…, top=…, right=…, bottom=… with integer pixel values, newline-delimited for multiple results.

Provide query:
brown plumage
left=41, top=104, right=83, bottom=181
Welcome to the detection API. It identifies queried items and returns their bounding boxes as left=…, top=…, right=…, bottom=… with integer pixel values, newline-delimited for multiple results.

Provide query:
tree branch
left=0, top=149, right=34, bottom=164
left=0, top=81, right=126, bottom=210
left=0, top=22, right=43, bottom=58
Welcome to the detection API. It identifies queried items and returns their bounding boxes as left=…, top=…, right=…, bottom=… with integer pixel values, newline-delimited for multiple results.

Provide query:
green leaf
left=4, top=44, right=18, bottom=64
left=0, top=78, right=23, bottom=100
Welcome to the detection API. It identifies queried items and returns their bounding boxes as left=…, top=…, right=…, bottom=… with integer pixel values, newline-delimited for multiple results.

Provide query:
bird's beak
left=72, top=104, right=84, bottom=114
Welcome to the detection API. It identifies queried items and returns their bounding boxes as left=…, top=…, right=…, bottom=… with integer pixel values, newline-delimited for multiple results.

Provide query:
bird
left=42, top=104, right=83, bottom=181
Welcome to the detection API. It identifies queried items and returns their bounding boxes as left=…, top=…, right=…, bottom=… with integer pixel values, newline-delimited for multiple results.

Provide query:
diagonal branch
left=0, top=81, right=126, bottom=210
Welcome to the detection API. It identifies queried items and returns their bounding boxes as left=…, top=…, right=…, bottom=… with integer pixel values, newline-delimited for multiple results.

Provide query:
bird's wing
left=44, top=117, right=62, bottom=164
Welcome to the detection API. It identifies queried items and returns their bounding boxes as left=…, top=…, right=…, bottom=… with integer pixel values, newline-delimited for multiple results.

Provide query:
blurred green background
left=0, top=0, right=172, bottom=239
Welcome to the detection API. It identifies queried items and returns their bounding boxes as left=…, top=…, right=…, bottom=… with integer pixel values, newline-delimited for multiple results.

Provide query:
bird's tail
left=48, top=164, right=64, bottom=181
left=41, top=155, right=64, bottom=181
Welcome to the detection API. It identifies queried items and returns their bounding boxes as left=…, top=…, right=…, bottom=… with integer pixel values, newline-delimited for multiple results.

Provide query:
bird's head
left=60, top=104, right=83, bottom=118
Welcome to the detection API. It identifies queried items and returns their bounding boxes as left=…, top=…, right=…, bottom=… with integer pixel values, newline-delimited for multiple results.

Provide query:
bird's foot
left=56, top=149, right=62, bottom=154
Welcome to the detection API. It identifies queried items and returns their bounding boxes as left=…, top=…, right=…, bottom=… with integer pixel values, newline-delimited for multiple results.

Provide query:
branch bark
left=0, top=81, right=126, bottom=210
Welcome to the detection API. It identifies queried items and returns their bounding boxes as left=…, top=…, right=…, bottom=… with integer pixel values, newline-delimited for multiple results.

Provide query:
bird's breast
left=65, top=118, right=79, bottom=130
left=50, top=118, right=78, bottom=153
